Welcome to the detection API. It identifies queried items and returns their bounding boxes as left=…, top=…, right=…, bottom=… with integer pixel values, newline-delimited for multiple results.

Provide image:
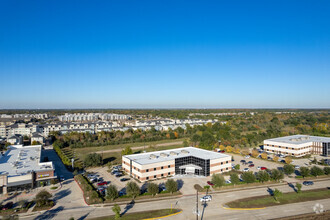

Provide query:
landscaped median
left=224, top=188, right=330, bottom=209
left=87, top=209, right=182, bottom=220
left=74, top=174, right=104, bottom=205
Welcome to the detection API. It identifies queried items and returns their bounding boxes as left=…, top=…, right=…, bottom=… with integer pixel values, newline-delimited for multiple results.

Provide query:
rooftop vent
left=170, top=151, right=178, bottom=156
left=160, top=153, right=168, bottom=157
left=149, top=154, right=158, bottom=159
left=181, top=150, right=189, bottom=154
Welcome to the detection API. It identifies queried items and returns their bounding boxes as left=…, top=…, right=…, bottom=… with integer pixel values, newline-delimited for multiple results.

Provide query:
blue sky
left=0, top=0, right=329, bottom=109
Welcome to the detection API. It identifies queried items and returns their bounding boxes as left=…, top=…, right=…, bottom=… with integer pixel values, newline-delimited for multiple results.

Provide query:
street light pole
left=196, top=189, right=198, bottom=220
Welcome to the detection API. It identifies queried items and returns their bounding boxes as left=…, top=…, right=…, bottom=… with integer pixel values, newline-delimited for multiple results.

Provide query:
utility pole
left=196, top=189, right=198, bottom=220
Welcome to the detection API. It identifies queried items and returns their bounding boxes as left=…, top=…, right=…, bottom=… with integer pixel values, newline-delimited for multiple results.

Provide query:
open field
left=226, top=188, right=330, bottom=208
left=88, top=209, right=181, bottom=220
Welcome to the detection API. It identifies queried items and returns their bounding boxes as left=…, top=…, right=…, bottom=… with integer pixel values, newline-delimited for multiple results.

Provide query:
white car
left=243, top=168, right=250, bottom=172
left=225, top=180, right=231, bottom=184
left=295, top=165, right=300, bottom=169
left=200, top=195, right=212, bottom=202
left=257, top=166, right=261, bottom=170
left=245, top=155, right=250, bottom=159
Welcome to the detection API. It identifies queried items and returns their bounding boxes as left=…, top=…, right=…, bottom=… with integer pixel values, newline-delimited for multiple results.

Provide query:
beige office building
left=122, top=147, right=232, bottom=182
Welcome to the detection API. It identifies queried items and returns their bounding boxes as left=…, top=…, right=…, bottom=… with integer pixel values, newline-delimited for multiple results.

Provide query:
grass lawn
left=226, top=188, right=330, bottom=208
left=88, top=209, right=181, bottom=220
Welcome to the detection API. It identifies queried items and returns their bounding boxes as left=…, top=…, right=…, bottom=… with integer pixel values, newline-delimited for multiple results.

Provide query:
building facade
left=122, top=147, right=231, bottom=182
left=0, top=145, right=56, bottom=194
left=264, top=135, right=330, bottom=157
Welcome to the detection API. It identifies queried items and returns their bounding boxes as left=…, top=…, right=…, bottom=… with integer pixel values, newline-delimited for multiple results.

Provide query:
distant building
left=0, top=145, right=55, bottom=194
left=31, top=132, right=44, bottom=144
left=7, top=134, right=23, bottom=145
left=264, top=135, right=330, bottom=157
left=122, top=147, right=232, bottom=182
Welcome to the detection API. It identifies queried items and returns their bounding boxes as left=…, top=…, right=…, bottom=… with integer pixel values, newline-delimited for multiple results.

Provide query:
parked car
left=243, top=168, right=250, bottom=172
left=97, top=181, right=108, bottom=186
left=119, top=190, right=126, bottom=196
left=261, top=167, right=267, bottom=170
left=303, top=181, right=314, bottom=186
left=245, top=155, right=250, bottom=159
left=200, top=195, right=212, bottom=202
left=219, top=150, right=225, bottom=153
left=295, top=165, right=300, bottom=169
left=257, top=166, right=261, bottom=170
left=248, top=161, right=253, bottom=164
left=225, top=180, right=231, bottom=184
left=2, top=202, right=13, bottom=210
left=207, top=181, right=214, bottom=186
left=115, top=173, right=123, bottom=178
left=240, top=160, right=246, bottom=163
left=159, top=185, right=166, bottom=191
left=120, top=178, right=130, bottom=182
left=248, top=164, right=254, bottom=167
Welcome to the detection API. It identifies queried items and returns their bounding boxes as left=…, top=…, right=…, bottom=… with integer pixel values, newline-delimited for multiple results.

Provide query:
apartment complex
left=0, top=145, right=55, bottom=194
left=122, top=147, right=231, bottom=182
left=264, top=135, right=330, bottom=157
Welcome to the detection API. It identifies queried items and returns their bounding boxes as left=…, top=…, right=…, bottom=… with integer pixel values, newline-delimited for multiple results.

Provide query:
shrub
left=310, top=166, right=324, bottom=177
left=50, top=178, right=58, bottom=185
left=147, top=182, right=159, bottom=196
left=106, top=185, right=118, bottom=201
left=74, top=175, right=103, bottom=204
left=211, top=174, right=225, bottom=187
left=273, top=188, right=282, bottom=201
left=84, top=153, right=102, bottom=167
left=261, top=152, right=268, bottom=160
left=273, top=156, right=279, bottom=162
left=165, top=179, right=178, bottom=194
left=251, top=149, right=259, bottom=158
left=234, top=164, right=240, bottom=170
left=241, top=171, right=256, bottom=183
left=126, top=181, right=140, bottom=199
left=285, top=157, right=292, bottom=164
left=283, top=164, right=295, bottom=175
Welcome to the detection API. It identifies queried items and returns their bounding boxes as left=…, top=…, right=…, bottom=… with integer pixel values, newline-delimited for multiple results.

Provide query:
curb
left=143, top=210, right=183, bottom=220
left=74, top=177, right=90, bottom=206
left=221, top=205, right=265, bottom=211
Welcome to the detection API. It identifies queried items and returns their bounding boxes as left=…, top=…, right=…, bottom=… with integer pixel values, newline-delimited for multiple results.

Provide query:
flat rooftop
left=0, top=145, right=53, bottom=177
left=123, top=147, right=230, bottom=165
left=265, top=135, right=330, bottom=145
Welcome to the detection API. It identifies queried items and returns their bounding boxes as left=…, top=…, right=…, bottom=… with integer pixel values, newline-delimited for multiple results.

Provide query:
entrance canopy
left=179, top=164, right=202, bottom=174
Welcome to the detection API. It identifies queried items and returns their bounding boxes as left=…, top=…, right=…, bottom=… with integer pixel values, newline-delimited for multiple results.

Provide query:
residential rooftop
left=265, top=135, right=330, bottom=145
left=0, top=145, right=53, bottom=177
left=123, top=146, right=230, bottom=165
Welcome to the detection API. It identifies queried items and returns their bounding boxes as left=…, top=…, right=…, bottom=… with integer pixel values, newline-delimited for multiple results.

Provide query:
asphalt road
left=20, top=178, right=330, bottom=220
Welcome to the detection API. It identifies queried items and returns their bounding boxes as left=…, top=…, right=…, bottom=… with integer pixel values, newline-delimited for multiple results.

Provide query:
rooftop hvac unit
left=149, top=154, right=158, bottom=159
left=170, top=151, right=178, bottom=156
left=181, top=150, right=189, bottom=154
left=160, top=153, right=168, bottom=157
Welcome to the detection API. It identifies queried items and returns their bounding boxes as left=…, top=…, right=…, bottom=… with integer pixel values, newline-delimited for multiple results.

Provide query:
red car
left=207, top=181, right=214, bottom=186
left=97, top=181, right=108, bottom=186
left=248, top=164, right=255, bottom=167
left=220, top=150, right=225, bottom=153
left=261, top=167, right=267, bottom=170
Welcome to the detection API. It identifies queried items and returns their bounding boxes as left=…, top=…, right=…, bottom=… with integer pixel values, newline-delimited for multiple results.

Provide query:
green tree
left=183, top=139, right=189, bottom=147
left=35, top=190, right=52, bottom=207
left=241, top=171, right=256, bottom=183
left=234, top=164, right=240, bottom=170
left=283, top=164, right=295, bottom=175
left=270, top=169, right=284, bottom=181
left=295, top=183, right=302, bottom=193
left=256, top=170, right=270, bottom=183
left=106, top=185, right=118, bottom=201
left=211, top=174, right=225, bottom=187
left=122, top=146, right=133, bottom=155
left=126, top=181, right=140, bottom=199
left=112, top=204, right=121, bottom=219
left=147, top=182, right=159, bottom=196
left=299, top=167, right=310, bottom=178
left=230, top=173, right=240, bottom=185
left=324, top=167, right=330, bottom=175
left=310, top=166, right=324, bottom=177
left=273, top=188, right=282, bottom=201
left=165, top=179, right=178, bottom=194
left=31, top=140, right=40, bottom=145
left=83, top=153, right=102, bottom=167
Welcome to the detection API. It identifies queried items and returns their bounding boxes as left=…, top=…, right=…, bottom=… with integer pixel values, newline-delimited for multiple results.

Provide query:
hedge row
left=53, top=145, right=71, bottom=166
left=74, top=174, right=103, bottom=205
